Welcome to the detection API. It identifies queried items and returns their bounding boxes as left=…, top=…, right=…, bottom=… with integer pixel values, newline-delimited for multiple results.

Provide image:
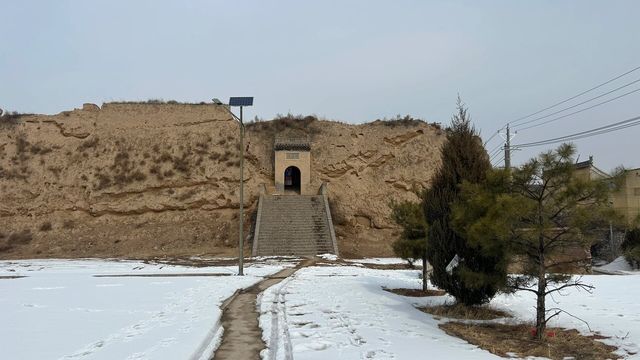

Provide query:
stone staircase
left=252, top=188, right=338, bottom=256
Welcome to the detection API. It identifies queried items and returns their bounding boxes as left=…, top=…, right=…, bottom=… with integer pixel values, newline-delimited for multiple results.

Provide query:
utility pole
left=214, top=97, right=253, bottom=276
left=238, top=105, right=244, bottom=276
left=504, top=123, right=511, bottom=171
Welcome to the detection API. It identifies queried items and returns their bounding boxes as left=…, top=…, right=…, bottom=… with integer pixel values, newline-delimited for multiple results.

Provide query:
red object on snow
left=530, top=328, right=557, bottom=338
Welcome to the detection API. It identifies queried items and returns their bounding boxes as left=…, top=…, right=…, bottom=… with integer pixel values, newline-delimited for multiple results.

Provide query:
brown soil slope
left=0, top=103, right=444, bottom=259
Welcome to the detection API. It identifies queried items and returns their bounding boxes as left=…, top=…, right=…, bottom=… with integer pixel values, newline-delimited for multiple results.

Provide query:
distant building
left=612, top=168, right=640, bottom=225
left=574, top=156, right=640, bottom=225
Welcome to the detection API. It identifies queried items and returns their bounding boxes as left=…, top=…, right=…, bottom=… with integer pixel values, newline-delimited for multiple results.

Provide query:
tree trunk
left=535, top=237, right=546, bottom=340
left=422, top=255, right=428, bottom=292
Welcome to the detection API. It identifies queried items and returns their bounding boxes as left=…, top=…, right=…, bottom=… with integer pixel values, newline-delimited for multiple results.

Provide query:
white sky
left=1, top=0, right=639, bottom=171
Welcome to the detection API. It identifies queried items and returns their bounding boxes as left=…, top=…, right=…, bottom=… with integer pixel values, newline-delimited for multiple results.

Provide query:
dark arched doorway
left=284, top=166, right=301, bottom=193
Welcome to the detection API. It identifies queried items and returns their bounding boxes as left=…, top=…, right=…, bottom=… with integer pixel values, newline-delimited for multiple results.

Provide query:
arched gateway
left=284, top=166, right=301, bottom=193
left=274, top=132, right=311, bottom=194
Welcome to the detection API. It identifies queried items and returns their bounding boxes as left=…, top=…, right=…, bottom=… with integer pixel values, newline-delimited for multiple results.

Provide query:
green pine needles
left=423, top=97, right=499, bottom=306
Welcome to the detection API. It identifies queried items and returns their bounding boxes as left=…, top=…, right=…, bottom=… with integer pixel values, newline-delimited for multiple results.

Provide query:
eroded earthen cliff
left=0, top=103, right=444, bottom=259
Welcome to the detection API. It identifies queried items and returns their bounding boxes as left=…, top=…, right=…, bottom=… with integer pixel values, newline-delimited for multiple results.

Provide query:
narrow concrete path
left=213, top=258, right=315, bottom=360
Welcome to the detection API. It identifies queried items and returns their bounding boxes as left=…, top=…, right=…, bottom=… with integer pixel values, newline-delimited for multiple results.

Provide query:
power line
left=516, top=87, right=640, bottom=131
left=513, top=78, right=640, bottom=129
left=483, top=65, right=640, bottom=147
left=490, top=148, right=503, bottom=162
left=517, top=115, right=640, bottom=147
left=509, top=65, right=640, bottom=126
left=514, top=115, right=640, bottom=148
left=492, top=155, right=505, bottom=167
left=483, top=130, right=500, bottom=145
left=488, top=143, right=503, bottom=156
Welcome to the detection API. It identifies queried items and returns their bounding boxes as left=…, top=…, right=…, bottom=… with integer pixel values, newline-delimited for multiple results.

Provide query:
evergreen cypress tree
left=423, top=97, right=496, bottom=305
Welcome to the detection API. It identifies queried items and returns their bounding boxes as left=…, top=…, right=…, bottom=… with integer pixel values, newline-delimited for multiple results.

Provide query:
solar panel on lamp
left=229, top=97, right=254, bottom=107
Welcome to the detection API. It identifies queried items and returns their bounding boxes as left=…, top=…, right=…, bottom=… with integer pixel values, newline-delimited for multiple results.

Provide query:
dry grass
left=29, top=143, right=52, bottom=155
left=1, top=230, right=33, bottom=251
left=374, top=115, right=428, bottom=127
left=383, top=287, right=446, bottom=297
left=163, top=169, right=175, bottom=178
left=8, top=230, right=33, bottom=245
left=419, top=303, right=511, bottom=320
left=439, top=322, right=619, bottom=360
left=245, top=114, right=320, bottom=137
left=107, top=99, right=208, bottom=105
left=1, top=111, right=33, bottom=121
left=39, top=222, right=52, bottom=232
left=77, top=137, right=99, bottom=151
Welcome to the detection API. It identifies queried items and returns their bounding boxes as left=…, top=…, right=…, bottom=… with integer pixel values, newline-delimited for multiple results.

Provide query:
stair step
left=254, top=194, right=336, bottom=256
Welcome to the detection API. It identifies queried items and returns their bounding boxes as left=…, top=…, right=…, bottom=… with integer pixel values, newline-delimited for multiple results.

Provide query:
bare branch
left=545, top=280, right=594, bottom=296
left=546, top=307, right=593, bottom=332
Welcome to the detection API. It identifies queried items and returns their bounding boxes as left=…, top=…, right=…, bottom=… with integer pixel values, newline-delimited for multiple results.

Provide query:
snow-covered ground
left=258, top=265, right=640, bottom=359
left=594, top=256, right=638, bottom=275
left=0, top=259, right=293, bottom=360
left=258, top=266, right=500, bottom=359
left=3, top=258, right=638, bottom=359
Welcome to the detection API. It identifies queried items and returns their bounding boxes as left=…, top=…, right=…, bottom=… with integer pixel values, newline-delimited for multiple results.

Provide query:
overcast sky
left=1, top=1, right=639, bottom=171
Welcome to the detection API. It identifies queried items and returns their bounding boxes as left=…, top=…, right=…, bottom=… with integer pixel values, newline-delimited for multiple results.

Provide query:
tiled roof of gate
left=274, top=131, right=310, bottom=151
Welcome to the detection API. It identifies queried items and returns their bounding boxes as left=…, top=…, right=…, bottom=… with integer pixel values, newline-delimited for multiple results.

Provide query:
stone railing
left=318, top=182, right=339, bottom=256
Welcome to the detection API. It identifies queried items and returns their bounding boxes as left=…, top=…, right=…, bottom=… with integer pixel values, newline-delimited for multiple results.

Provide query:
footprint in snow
left=32, top=286, right=65, bottom=290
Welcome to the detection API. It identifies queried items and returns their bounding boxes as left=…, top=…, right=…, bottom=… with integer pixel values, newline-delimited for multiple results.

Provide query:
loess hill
left=0, top=103, right=444, bottom=259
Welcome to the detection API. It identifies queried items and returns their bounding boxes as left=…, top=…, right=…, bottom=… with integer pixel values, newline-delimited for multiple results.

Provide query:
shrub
left=375, top=114, right=427, bottom=127
left=622, top=228, right=640, bottom=251
left=220, top=150, right=232, bottom=162
left=77, top=137, right=99, bottom=151
left=8, top=230, right=32, bottom=245
left=245, top=113, right=320, bottom=137
left=623, top=228, right=640, bottom=268
left=163, top=169, right=175, bottom=178
left=47, top=166, right=62, bottom=178
left=107, top=99, right=208, bottom=105
left=39, top=222, right=52, bottom=232
left=16, top=133, right=29, bottom=154
left=157, top=152, right=172, bottom=163
left=95, top=173, right=111, bottom=189
left=1, top=111, right=33, bottom=123
left=172, top=155, right=190, bottom=173
left=30, top=144, right=49, bottom=155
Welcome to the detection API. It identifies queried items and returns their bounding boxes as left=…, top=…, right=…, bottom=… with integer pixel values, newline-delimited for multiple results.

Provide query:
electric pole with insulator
left=504, top=123, right=511, bottom=171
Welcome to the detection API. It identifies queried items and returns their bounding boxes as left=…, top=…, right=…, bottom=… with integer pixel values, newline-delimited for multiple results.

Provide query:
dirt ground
left=439, top=322, right=619, bottom=360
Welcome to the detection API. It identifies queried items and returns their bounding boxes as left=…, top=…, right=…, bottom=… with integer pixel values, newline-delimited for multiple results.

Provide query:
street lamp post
left=213, top=97, right=253, bottom=276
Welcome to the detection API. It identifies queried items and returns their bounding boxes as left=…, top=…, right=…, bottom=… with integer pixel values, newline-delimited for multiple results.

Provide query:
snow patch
left=594, top=256, right=637, bottom=275
left=316, top=253, right=338, bottom=261
left=0, top=259, right=289, bottom=360
left=344, top=257, right=408, bottom=265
